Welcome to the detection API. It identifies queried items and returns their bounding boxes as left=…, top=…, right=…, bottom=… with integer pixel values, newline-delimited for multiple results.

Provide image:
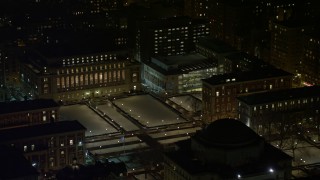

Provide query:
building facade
left=195, top=37, right=237, bottom=74
left=202, top=68, right=293, bottom=123
left=143, top=53, right=217, bottom=94
left=0, top=99, right=60, bottom=130
left=135, top=16, right=210, bottom=62
left=300, top=33, right=320, bottom=86
left=0, top=121, right=86, bottom=172
left=237, top=86, right=320, bottom=139
left=21, top=50, right=141, bottom=102
left=269, top=21, right=305, bottom=82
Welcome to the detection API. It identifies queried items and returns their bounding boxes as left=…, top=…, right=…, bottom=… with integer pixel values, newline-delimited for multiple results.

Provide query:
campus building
left=195, top=37, right=237, bottom=74
left=143, top=53, right=217, bottom=94
left=202, top=68, right=293, bottom=123
left=0, top=121, right=86, bottom=172
left=0, top=99, right=60, bottom=130
left=21, top=49, right=140, bottom=103
left=164, top=118, right=292, bottom=180
left=237, top=86, right=320, bottom=139
left=135, top=16, right=210, bottom=62
left=300, top=32, right=320, bottom=86
left=269, top=21, right=305, bottom=80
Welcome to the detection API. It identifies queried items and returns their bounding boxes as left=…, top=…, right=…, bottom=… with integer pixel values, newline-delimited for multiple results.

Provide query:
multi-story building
left=184, top=0, right=210, bottom=19
left=143, top=53, right=217, bottom=94
left=202, top=68, right=293, bottom=123
left=0, top=120, right=86, bottom=172
left=164, top=118, right=292, bottom=180
left=135, top=16, right=210, bottom=62
left=300, top=32, right=320, bottom=85
left=195, top=37, right=237, bottom=73
left=208, top=0, right=255, bottom=53
left=21, top=49, right=141, bottom=102
left=0, top=99, right=60, bottom=130
left=223, top=52, right=273, bottom=73
left=81, top=0, right=123, bottom=14
left=237, top=86, right=320, bottom=139
left=270, top=21, right=305, bottom=80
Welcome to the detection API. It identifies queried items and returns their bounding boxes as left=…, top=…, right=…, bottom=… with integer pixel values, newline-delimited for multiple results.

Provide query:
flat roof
left=147, top=53, right=215, bottom=75
left=0, top=99, right=60, bottom=115
left=237, top=86, right=320, bottom=105
left=152, top=53, right=208, bottom=68
left=202, top=68, right=293, bottom=86
left=197, top=37, right=237, bottom=54
left=0, top=121, right=86, bottom=142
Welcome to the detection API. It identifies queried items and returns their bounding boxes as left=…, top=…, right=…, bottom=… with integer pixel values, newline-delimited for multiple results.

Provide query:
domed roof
left=194, top=118, right=261, bottom=147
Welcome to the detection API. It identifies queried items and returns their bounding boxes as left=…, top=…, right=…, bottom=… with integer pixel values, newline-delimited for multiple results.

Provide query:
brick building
left=202, top=68, right=293, bottom=123
left=237, top=86, right=320, bottom=139
left=0, top=121, right=86, bottom=172
left=0, top=99, right=60, bottom=130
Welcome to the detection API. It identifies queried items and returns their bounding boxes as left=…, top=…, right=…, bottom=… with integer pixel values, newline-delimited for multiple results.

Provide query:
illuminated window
left=24, top=145, right=27, bottom=152
left=69, top=140, right=74, bottom=145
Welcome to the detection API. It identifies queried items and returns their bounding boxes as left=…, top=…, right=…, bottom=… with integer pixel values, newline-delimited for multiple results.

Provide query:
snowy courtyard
left=59, top=104, right=118, bottom=136
left=169, top=94, right=202, bottom=112
left=113, top=95, right=187, bottom=127
left=97, top=102, right=140, bottom=131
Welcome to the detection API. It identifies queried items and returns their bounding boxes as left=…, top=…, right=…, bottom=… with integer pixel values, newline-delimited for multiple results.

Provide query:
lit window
left=31, top=144, right=35, bottom=151
left=70, top=140, right=74, bottom=145
left=216, top=91, right=219, bottom=96
left=24, top=145, right=27, bottom=152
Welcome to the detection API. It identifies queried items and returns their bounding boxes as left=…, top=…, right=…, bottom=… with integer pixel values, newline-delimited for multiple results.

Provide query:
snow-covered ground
left=169, top=95, right=202, bottom=112
left=59, top=104, right=118, bottom=136
left=149, top=127, right=200, bottom=139
left=86, top=136, right=140, bottom=149
left=97, top=102, right=140, bottom=131
left=90, top=142, right=148, bottom=155
left=114, top=95, right=186, bottom=127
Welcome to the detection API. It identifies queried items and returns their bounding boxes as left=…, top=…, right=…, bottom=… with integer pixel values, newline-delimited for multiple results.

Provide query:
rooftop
left=202, top=68, right=292, bottom=86
left=0, top=99, right=60, bottom=115
left=0, top=145, right=38, bottom=179
left=197, top=37, right=237, bottom=54
left=147, top=53, right=215, bottom=75
left=193, top=118, right=261, bottom=148
left=33, top=29, right=126, bottom=58
left=165, top=118, right=292, bottom=177
left=237, top=86, right=320, bottom=105
left=0, top=120, right=86, bottom=142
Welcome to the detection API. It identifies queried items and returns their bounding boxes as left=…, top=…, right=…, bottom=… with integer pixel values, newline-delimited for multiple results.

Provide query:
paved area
left=114, top=94, right=186, bottom=127
left=169, top=95, right=202, bottom=112
left=59, top=104, right=118, bottom=136
left=97, top=102, right=140, bottom=131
